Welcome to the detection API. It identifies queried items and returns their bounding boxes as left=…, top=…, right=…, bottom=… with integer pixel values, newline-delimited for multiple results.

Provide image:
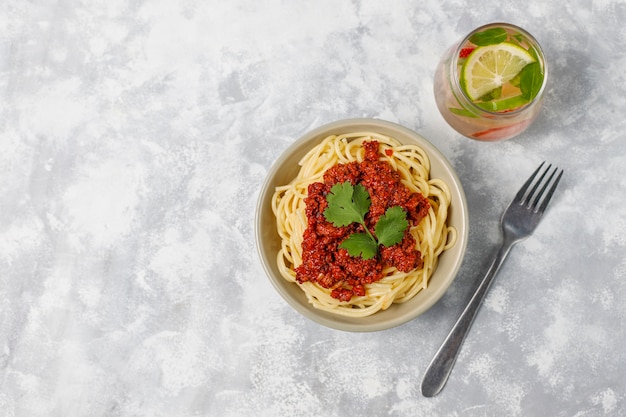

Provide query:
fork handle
left=421, top=238, right=516, bottom=397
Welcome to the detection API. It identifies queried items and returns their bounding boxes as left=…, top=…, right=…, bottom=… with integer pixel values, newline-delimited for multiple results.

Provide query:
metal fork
left=421, top=162, right=564, bottom=397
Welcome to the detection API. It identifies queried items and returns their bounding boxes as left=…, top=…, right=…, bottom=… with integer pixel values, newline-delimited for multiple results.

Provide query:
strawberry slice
left=471, top=120, right=531, bottom=141
left=459, top=47, right=475, bottom=58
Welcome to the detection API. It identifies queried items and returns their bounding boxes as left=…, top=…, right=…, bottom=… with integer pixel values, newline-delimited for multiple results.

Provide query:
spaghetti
left=271, top=132, right=456, bottom=317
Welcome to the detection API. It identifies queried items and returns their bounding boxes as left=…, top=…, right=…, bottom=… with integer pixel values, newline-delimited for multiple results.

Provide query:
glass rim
left=451, top=22, right=548, bottom=117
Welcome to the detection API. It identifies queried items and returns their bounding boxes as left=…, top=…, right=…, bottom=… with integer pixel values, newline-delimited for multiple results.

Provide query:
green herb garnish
left=519, top=61, right=543, bottom=100
left=449, top=107, right=479, bottom=118
left=323, top=182, right=409, bottom=260
left=469, top=28, right=507, bottom=46
left=478, top=86, right=502, bottom=102
left=338, top=232, right=379, bottom=260
left=374, top=206, right=409, bottom=247
left=324, top=182, right=371, bottom=227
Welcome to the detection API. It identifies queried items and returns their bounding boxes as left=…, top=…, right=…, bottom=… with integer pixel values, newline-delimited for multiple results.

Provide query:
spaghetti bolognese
left=271, top=132, right=456, bottom=317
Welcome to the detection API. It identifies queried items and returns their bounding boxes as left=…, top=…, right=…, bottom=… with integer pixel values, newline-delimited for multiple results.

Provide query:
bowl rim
left=255, top=118, right=469, bottom=332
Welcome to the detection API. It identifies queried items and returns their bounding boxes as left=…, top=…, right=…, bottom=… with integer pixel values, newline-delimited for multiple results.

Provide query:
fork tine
left=513, top=161, right=545, bottom=205
left=536, top=168, right=564, bottom=214
left=524, top=163, right=552, bottom=206
left=530, top=165, right=558, bottom=210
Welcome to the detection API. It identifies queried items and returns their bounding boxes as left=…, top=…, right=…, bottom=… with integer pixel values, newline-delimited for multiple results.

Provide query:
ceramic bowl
left=255, top=118, right=468, bottom=331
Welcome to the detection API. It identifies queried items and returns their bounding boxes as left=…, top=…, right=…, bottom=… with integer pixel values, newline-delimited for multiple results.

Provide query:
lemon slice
left=461, top=43, right=536, bottom=100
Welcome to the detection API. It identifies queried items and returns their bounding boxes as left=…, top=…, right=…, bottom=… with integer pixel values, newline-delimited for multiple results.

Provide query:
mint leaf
left=375, top=206, right=409, bottom=247
left=475, top=95, right=529, bottom=112
left=449, top=107, right=478, bottom=118
left=478, top=86, right=502, bottom=102
left=469, top=28, right=507, bottom=46
left=339, top=233, right=378, bottom=260
left=324, top=182, right=370, bottom=227
left=519, top=62, right=543, bottom=100
left=527, top=45, right=540, bottom=62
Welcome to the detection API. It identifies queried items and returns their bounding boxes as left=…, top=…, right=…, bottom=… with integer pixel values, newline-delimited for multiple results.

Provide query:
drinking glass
left=433, top=23, right=547, bottom=141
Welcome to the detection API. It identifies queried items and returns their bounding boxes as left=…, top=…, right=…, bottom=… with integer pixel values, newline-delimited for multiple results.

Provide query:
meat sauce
left=295, top=141, right=430, bottom=302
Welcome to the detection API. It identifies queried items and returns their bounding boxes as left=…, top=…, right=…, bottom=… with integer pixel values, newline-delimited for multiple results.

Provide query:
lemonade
left=434, top=23, right=547, bottom=141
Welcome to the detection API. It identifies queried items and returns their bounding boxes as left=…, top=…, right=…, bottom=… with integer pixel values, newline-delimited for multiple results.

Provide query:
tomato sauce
left=295, top=141, right=430, bottom=302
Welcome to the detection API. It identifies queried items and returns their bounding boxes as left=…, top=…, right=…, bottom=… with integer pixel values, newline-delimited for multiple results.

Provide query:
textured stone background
left=1, top=1, right=625, bottom=416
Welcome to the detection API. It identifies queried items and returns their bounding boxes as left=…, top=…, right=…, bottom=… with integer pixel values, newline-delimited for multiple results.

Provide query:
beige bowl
left=255, top=119, right=468, bottom=332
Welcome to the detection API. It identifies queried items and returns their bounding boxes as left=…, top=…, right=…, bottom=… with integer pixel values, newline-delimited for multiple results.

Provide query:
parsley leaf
left=375, top=206, right=409, bottom=247
left=323, top=181, right=411, bottom=260
left=339, top=233, right=378, bottom=259
left=324, top=182, right=370, bottom=227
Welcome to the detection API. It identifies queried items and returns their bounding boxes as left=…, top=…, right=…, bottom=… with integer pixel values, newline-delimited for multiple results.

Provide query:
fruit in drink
left=461, top=43, right=535, bottom=101
left=433, top=24, right=547, bottom=141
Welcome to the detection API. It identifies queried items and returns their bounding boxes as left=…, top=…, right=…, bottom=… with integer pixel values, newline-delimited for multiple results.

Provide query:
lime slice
left=461, top=43, right=536, bottom=101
